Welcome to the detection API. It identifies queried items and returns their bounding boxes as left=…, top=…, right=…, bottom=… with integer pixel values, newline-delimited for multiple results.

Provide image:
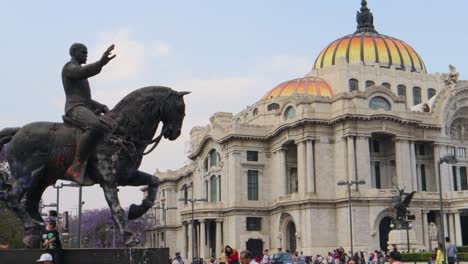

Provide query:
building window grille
left=349, top=78, right=359, bottom=92
left=382, top=82, right=391, bottom=89
left=413, top=86, right=422, bottom=105
left=420, top=164, right=427, bottom=191
left=284, top=106, right=296, bottom=120
left=209, top=149, right=218, bottom=167
left=397, top=85, right=407, bottom=97
left=267, top=103, right=280, bottom=111
left=461, top=167, right=468, bottom=191
left=247, top=151, right=259, bottom=162
left=246, top=217, right=262, bottom=231
left=427, top=88, right=436, bottom=100
left=365, top=80, right=375, bottom=88
left=247, top=170, right=259, bottom=200
left=210, top=176, right=217, bottom=202
left=457, top=147, right=466, bottom=158
left=374, top=162, right=381, bottom=189
left=218, top=176, right=222, bottom=201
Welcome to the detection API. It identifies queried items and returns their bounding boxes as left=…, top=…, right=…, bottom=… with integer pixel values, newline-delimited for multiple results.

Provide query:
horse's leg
left=24, top=180, right=49, bottom=222
left=5, top=161, right=45, bottom=248
left=100, top=183, right=132, bottom=245
left=120, top=169, right=160, bottom=220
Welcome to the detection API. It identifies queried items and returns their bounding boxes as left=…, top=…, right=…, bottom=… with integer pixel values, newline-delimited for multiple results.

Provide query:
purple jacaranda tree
left=69, top=207, right=152, bottom=248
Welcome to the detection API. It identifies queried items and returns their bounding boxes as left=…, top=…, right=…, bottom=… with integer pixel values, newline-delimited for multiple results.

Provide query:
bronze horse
left=0, top=86, right=188, bottom=248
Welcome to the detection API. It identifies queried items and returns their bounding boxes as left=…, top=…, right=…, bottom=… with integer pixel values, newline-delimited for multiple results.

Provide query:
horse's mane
left=112, top=86, right=174, bottom=114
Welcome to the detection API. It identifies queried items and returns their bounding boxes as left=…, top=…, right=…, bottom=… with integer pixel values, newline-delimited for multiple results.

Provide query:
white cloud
left=153, top=42, right=171, bottom=57
left=92, top=30, right=146, bottom=81
left=257, top=55, right=313, bottom=77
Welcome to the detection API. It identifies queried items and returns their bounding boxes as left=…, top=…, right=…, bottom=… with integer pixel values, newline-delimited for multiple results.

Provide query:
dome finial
left=356, top=0, right=376, bottom=32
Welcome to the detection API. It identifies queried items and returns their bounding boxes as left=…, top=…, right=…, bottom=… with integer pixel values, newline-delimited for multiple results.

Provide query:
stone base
left=387, top=229, right=424, bottom=252
left=0, top=248, right=168, bottom=264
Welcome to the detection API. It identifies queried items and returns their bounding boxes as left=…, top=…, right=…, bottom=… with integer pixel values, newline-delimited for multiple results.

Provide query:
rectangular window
left=246, top=217, right=262, bottom=231
left=453, top=166, right=458, bottom=191
left=247, top=151, right=259, bottom=162
left=418, top=144, right=425, bottom=155
left=373, top=140, right=380, bottom=153
left=461, top=167, right=468, bottom=191
left=210, top=177, right=217, bottom=202
left=205, top=180, right=209, bottom=200
left=420, top=164, right=427, bottom=192
left=450, top=147, right=456, bottom=156
left=247, top=170, right=259, bottom=200
left=375, top=162, right=381, bottom=189
left=458, top=147, right=466, bottom=158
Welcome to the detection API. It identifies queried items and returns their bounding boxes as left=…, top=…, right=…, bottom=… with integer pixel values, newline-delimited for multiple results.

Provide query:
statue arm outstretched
left=64, top=61, right=104, bottom=80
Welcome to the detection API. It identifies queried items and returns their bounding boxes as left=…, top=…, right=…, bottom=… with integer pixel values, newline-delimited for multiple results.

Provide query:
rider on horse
left=62, top=43, right=117, bottom=183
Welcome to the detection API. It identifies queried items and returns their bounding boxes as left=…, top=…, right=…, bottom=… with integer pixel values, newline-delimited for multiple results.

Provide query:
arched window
left=349, top=78, right=359, bottom=92
left=253, top=108, right=259, bottom=116
left=210, top=176, right=217, bottom=202
left=267, top=103, right=280, bottom=111
left=283, top=106, right=296, bottom=120
left=427, top=88, right=436, bottom=99
left=365, top=80, right=375, bottom=89
left=397, top=85, right=406, bottom=97
left=413, top=86, right=422, bottom=105
left=382, top=82, right=391, bottom=89
left=244, top=113, right=249, bottom=120
left=369, top=96, right=391, bottom=111
left=209, top=149, right=217, bottom=167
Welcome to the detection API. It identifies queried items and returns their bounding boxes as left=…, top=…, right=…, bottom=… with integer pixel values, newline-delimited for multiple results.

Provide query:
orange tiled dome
left=313, top=0, right=426, bottom=73
left=262, top=77, right=333, bottom=100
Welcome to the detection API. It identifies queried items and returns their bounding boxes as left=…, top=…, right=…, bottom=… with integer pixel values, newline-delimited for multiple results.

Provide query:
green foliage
left=401, top=252, right=468, bottom=262
left=457, top=246, right=468, bottom=252
left=400, top=252, right=432, bottom=262
left=0, top=202, right=24, bottom=248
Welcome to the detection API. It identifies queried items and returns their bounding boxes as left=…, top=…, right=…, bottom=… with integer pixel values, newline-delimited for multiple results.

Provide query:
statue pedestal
left=387, top=229, right=424, bottom=252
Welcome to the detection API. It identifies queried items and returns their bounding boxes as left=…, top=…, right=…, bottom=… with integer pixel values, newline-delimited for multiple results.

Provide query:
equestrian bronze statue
left=0, top=43, right=189, bottom=248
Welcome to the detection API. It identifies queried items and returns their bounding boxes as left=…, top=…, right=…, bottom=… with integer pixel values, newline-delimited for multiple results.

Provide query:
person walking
left=445, top=237, right=457, bottom=264
left=388, top=251, right=404, bottom=264
left=240, top=250, right=259, bottom=264
left=262, top=249, right=270, bottom=264
left=273, top=248, right=285, bottom=264
left=173, top=252, right=184, bottom=264
left=225, top=246, right=240, bottom=264
left=435, top=243, right=445, bottom=264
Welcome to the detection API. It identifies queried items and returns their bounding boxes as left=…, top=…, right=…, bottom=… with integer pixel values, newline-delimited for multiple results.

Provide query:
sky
left=1, top=0, right=468, bottom=216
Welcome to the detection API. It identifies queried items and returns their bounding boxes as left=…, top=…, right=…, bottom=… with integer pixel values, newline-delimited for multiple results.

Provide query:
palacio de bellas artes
left=143, top=0, right=468, bottom=259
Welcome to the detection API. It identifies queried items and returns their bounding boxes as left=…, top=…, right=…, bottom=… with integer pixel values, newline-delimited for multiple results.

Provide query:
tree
left=0, top=202, right=24, bottom=248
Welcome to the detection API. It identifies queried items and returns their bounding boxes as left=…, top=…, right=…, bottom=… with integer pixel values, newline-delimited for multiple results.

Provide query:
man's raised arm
left=64, top=44, right=116, bottom=80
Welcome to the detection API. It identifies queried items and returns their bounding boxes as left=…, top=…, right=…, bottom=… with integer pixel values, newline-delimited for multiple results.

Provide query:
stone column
left=347, top=137, right=357, bottom=189
left=454, top=211, right=463, bottom=246
left=216, top=220, right=223, bottom=257
left=395, top=139, right=413, bottom=190
left=200, top=220, right=206, bottom=259
left=355, top=136, right=371, bottom=190
left=278, top=149, right=288, bottom=195
left=306, top=140, right=315, bottom=193
left=448, top=213, right=455, bottom=244
left=297, top=141, right=307, bottom=195
left=188, top=222, right=193, bottom=260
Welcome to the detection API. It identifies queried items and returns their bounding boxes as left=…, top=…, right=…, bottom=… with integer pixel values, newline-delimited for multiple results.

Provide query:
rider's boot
left=66, top=129, right=104, bottom=183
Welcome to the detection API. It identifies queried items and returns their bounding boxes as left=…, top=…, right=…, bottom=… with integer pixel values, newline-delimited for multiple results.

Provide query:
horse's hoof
left=23, top=234, right=41, bottom=249
left=128, top=204, right=141, bottom=220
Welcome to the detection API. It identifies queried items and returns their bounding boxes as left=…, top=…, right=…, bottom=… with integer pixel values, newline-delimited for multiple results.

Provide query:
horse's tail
left=0, top=127, right=19, bottom=200
left=0, top=127, right=20, bottom=155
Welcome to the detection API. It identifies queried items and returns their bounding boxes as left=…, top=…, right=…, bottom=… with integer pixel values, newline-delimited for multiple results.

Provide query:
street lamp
left=437, top=154, right=457, bottom=264
left=154, top=204, right=178, bottom=248
left=53, top=182, right=80, bottom=228
left=337, top=179, right=366, bottom=256
left=178, top=196, right=207, bottom=264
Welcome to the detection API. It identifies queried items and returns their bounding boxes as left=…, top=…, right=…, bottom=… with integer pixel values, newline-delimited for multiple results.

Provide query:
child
left=42, top=220, right=62, bottom=264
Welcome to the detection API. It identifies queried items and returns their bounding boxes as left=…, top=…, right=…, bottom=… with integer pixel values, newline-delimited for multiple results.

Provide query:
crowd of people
left=170, top=237, right=460, bottom=264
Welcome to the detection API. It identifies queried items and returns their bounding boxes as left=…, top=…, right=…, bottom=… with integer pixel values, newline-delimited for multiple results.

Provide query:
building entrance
left=379, top=217, right=393, bottom=251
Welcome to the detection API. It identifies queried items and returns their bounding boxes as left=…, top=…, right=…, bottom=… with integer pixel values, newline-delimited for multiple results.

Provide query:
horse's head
left=159, top=90, right=189, bottom=140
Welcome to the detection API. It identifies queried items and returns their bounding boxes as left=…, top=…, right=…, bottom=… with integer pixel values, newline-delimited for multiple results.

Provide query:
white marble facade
left=143, top=2, right=468, bottom=259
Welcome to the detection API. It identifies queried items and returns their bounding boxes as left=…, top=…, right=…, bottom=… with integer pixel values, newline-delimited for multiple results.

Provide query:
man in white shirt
left=172, top=252, right=184, bottom=264
left=240, top=250, right=259, bottom=264
left=262, top=249, right=270, bottom=264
